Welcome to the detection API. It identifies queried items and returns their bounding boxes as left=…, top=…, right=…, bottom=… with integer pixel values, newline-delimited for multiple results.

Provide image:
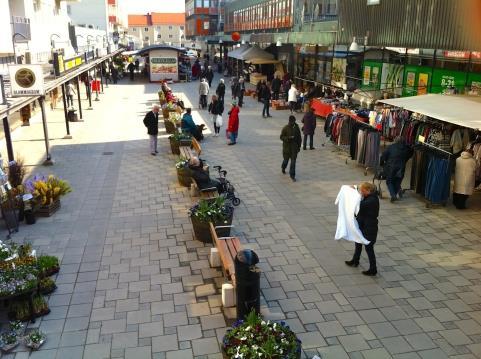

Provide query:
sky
left=123, top=0, right=185, bottom=14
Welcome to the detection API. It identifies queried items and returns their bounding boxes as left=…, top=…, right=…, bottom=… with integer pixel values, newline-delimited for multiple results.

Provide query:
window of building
left=132, top=27, right=136, bottom=32
left=180, top=25, right=184, bottom=30
left=169, top=34, right=173, bottom=38
left=144, top=27, right=148, bottom=32
left=144, top=36, right=149, bottom=41
left=196, top=0, right=203, bottom=7
left=157, top=34, right=161, bottom=39
left=169, top=26, right=172, bottom=30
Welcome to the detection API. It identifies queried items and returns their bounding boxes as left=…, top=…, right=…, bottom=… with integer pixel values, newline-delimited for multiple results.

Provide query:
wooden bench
left=209, top=223, right=241, bottom=286
left=179, top=137, right=202, bottom=160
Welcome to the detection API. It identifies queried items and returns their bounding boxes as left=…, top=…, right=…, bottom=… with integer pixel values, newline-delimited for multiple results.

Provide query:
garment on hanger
left=334, top=185, right=370, bottom=245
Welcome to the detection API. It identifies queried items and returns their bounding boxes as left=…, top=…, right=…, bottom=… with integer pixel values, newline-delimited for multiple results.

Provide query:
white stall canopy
left=378, top=94, right=481, bottom=131
left=228, top=45, right=251, bottom=60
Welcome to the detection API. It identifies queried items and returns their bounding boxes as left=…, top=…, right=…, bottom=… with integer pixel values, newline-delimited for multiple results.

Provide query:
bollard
left=235, top=249, right=260, bottom=320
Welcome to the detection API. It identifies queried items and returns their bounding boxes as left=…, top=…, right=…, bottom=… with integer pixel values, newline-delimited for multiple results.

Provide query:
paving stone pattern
left=1, top=74, right=481, bottom=359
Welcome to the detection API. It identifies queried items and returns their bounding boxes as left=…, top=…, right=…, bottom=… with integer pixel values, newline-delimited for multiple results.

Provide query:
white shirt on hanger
left=334, top=185, right=370, bottom=245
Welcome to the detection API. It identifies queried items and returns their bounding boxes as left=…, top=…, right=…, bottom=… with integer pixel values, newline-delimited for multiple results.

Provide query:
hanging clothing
left=334, top=185, right=370, bottom=245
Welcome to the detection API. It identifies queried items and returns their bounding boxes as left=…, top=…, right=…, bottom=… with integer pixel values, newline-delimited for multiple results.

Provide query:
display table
left=311, top=98, right=335, bottom=118
left=250, top=73, right=267, bottom=85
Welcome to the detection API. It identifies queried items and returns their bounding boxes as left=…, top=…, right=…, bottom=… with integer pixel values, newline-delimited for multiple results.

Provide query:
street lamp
left=12, top=33, right=28, bottom=64
left=50, top=33, right=61, bottom=49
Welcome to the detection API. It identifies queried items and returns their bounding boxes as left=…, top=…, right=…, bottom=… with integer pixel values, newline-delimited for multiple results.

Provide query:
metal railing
left=304, top=14, right=337, bottom=22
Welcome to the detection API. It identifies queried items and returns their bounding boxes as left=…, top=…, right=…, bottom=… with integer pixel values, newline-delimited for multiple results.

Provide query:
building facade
left=127, top=13, right=185, bottom=48
left=185, top=0, right=223, bottom=39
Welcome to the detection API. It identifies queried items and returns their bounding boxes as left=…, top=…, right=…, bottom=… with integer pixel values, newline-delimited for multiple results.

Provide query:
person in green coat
left=280, top=115, right=302, bottom=181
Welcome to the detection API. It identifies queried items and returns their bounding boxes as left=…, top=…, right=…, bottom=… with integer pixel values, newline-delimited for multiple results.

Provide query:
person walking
left=227, top=101, right=240, bottom=145
left=206, top=66, right=214, bottom=87
left=288, top=84, right=299, bottom=113
left=134, top=58, right=140, bottom=73
left=110, top=64, right=118, bottom=84
left=345, top=182, right=379, bottom=276
left=271, top=75, right=281, bottom=100
left=453, top=149, right=476, bottom=209
left=380, top=137, right=413, bottom=202
left=208, top=95, right=224, bottom=137
left=238, top=76, right=246, bottom=107
left=261, top=82, right=272, bottom=118
left=198, top=78, right=210, bottom=109
left=49, top=87, right=59, bottom=109
left=280, top=115, right=302, bottom=182
left=66, top=81, right=76, bottom=107
left=302, top=107, right=316, bottom=150
left=127, top=61, right=135, bottom=80
left=143, top=105, right=160, bottom=156
left=216, top=79, right=226, bottom=103
left=230, top=76, right=239, bottom=100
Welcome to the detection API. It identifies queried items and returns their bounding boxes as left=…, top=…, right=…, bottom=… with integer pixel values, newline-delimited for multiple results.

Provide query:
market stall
left=136, top=45, right=185, bottom=82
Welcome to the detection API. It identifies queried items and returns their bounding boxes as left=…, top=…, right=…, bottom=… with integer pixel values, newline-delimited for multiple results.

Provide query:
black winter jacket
left=208, top=100, right=224, bottom=115
left=143, top=111, right=159, bottom=135
left=356, top=193, right=379, bottom=242
left=380, top=143, right=413, bottom=179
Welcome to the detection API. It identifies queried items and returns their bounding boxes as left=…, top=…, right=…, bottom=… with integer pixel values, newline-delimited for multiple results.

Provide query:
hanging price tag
left=418, top=135, right=425, bottom=143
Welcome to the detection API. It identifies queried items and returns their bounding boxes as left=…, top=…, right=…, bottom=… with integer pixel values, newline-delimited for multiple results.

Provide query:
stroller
left=372, top=164, right=385, bottom=199
left=213, top=165, right=241, bottom=206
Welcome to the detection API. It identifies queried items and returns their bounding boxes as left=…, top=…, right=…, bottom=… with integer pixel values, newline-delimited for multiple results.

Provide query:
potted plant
left=188, top=197, right=234, bottom=243
left=175, top=157, right=191, bottom=187
left=162, top=102, right=177, bottom=119
left=169, top=132, right=192, bottom=155
left=222, top=310, right=302, bottom=359
left=0, top=241, right=12, bottom=261
left=7, top=300, right=31, bottom=322
left=32, top=294, right=50, bottom=317
left=37, top=255, right=60, bottom=277
left=9, top=321, right=25, bottom=336
left=24, top=174, right=71, bottom=217
left=0, top=256, right=38, bottom=299
left=0, top=332, right=19, bottom=353
left=24, top=330, right=46, bottom=350
left=39, top=277, right=57, bottom=295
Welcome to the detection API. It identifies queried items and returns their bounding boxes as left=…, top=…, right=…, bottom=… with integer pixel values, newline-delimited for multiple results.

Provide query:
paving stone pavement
left=1, top=73, right=481, bottom=359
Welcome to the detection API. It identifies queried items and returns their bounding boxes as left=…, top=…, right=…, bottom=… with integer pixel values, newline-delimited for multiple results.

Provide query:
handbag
left=215, top=115, right=223, bottom=127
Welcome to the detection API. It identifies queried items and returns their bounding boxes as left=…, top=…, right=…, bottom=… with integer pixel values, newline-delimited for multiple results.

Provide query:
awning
left=377, top=94, right=481, bottom=130
left=228, top=45, right=251, bottom=60
left=245, top=58, right=279, bottom=65
left=241, top=46, right=274, bottom=62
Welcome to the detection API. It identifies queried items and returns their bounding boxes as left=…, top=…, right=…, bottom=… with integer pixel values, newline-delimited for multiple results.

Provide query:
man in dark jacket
left=261, top=83, right=272, bottom=118
left=271, top=75, right=281, bottom=100
left=280, top=115, right=302, bottom=181
left=345, top=182, right=380, bottom=276
left=238, top=77, right=246, bottom=107
left=302, top=108, right=317, bottom=150
left=206, top=66, right=214, bottom=87
left=143, top=105, right=160, bottom=155
left=127, top=62, right=135, bottom=80
left=380, top=137, right=413, bottom=202
left=216, top=79, right=226, bottom=103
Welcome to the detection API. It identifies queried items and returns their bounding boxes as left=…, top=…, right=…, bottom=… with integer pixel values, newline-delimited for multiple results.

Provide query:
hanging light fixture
left=349, top=37, right=359, bottom=51
left=276, top=38, right=282, bottom=47
left=241, top=40, right=245, bottom=45
left=219, top=39, right=223, bottom=44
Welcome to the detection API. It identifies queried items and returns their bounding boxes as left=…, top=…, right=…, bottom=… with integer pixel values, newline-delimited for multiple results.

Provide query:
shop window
left=144, top=36, right=149, bottom=41
left=169, top=26, right=172, bottom=30
left=144, top=27, right=148, bottom=32
left=132, top=28, right=136, bottom=32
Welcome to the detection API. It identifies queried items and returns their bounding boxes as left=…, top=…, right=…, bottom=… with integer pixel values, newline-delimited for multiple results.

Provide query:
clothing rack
left=417, top=141, right=452, bottom=156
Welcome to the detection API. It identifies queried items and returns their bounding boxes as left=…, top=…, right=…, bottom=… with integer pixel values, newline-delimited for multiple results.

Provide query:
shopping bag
left=215, top=115, right=223, bottom=127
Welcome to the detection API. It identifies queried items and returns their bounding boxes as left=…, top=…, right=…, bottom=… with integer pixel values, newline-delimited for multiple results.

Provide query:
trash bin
left=235, top=249, right=261, bottom=320
left=68, top=109, right=78, bottom=122
left=23, top=193, right=36, bottom=225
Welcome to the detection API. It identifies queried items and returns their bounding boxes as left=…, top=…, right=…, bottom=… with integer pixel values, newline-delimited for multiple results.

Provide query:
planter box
left=170, top=138, right=192, bottom=155
left=36, top=199, right=60, bottom=217
left=163, top=109, right=176, bottom=119
left=164, top=119, right=176, bottom=134
left=177, top=167, right=192, bottom=187
left=190, top=214, right=233, bottom=244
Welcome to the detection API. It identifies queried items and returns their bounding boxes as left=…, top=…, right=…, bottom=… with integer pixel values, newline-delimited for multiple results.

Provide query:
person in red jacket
left=227, top=101, right=240, bottom=145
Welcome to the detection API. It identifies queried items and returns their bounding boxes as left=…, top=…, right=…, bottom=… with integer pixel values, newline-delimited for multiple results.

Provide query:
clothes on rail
left=467, top=141, right=481, bottom=185
left=324, top=113, right=351, bottom=145
left=410, top=145, right=452, bottom=204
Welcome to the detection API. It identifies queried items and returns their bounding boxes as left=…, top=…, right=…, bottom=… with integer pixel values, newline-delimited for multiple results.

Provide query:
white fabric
left=378, top=94, right=481, bottom=131
left=288, top=87, right=298, bottom=102
left=454, top=152, right=476, bottom=195
left=334, top=185, right=370, bottom=245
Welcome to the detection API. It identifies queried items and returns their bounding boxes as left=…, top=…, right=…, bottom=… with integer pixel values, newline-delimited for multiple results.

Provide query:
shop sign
left=8, top=65, right=45, bottom=97
left=402, top=65, right=432, bottom=96
left=431, top=68, right=466, bottom=94
left=151, top=57, right=178, bottom=75
left=331, top=58, right=346, bottom=88
left=361, top=60, right=382, bottom=90
left=54, top=53, right=84, bottom=76
left=0, top=75, right=5, bottom=105
left=443, top=51, right=481, bottom=59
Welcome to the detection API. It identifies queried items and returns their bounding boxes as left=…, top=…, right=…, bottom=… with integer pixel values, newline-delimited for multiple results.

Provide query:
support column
left=61, top=83, right=72, bottom=139
left=100, top=65, right=104, bottom=93
left=2, top=116, right=14, bottom=162
left=94, top=68, right=100, bottom=101
left=39, top=96, right=53, bottom=165
left=87, top=71, right=93, bottom=109
left=76, top=76, right=83, bottom=120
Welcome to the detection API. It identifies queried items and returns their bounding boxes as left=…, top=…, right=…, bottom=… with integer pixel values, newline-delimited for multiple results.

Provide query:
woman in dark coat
left=301, top=108, right=316, bottom=150
left=345, top=182, right=379, bottom=276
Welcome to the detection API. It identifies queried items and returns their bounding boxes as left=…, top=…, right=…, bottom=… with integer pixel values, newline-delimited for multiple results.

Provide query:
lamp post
left=12, top=33, right=28, bottom=64
left=50, top=33, right=61, bottom=49
left=75, top=34, right=84, bottom=54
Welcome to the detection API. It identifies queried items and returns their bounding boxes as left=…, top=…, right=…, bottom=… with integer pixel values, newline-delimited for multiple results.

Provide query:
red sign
left=443, top=51, right=481, bottom=59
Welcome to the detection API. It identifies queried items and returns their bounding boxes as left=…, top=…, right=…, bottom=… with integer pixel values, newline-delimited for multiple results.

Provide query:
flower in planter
left=39, top=277, right=56, bottom=294
left=9, top=321, right=24, bottom=334
left=0, top=241, right=12, bottom=261
left=0, top=331, right=19, bottom=352
left=24, top=329, right=46, bottom=350
left=170, top=132, right=192, bottom=142
left=188, top=197, right=233, bottom=224
left=175, top=157, right=189, bottom=169
left=222, top=310, right=301, bottom=359
left=24, top=174, right=71, bottom=207
left=36, top=255, right=59, bottom=276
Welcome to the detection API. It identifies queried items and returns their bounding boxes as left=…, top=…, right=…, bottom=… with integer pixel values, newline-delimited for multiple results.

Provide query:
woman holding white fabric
left=345, top=182, right=379, bottom=276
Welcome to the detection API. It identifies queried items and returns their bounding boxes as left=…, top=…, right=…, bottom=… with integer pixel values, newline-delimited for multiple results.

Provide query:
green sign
left=430, top=68, right=466, bottom=94
left=402, top=65, right=432, bottom=97
left=361, top=61, right=383, bottom=90
left=151, top=57, right=177, bottom=64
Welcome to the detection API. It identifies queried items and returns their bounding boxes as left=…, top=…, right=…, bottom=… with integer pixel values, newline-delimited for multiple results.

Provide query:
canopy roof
left=136, top=45, right=185, bottom=56
left=236, top=46, right=274, bottom=61
left=378, top=94, right=481, bottom=131
left=245, top=58, right=279, bottom=65
left=228, top=45, right=251, bottom=59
